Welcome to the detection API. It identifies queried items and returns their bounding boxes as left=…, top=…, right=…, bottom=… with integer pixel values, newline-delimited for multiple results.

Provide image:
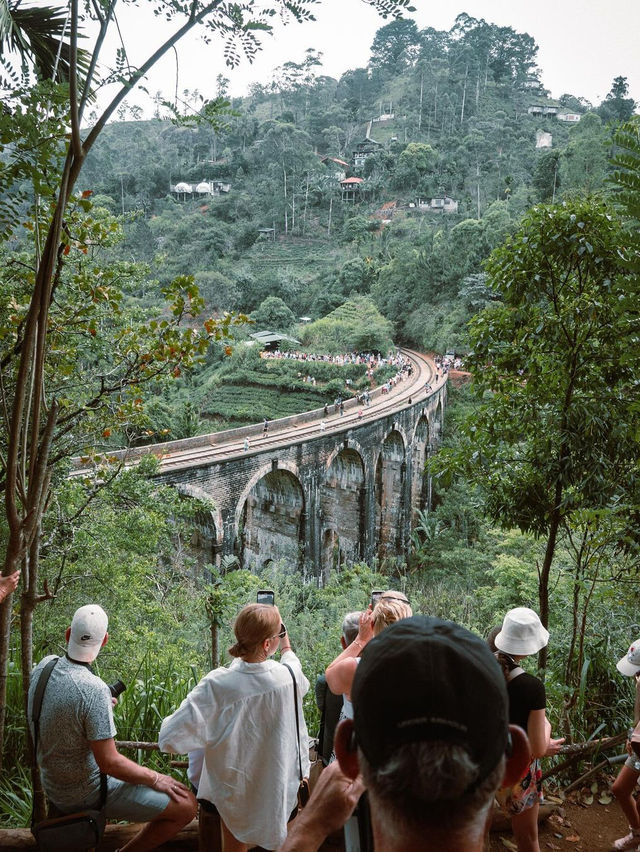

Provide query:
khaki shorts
left=58, top=779, right=170, bottom=823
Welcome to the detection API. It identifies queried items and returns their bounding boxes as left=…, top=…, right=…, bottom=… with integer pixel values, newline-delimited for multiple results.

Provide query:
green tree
left=251, top=296, right=296, bottom=330
left=369, top=19, right=421, bottom=72
left=392, top=141, right=435, bottom=189
left=560, top=112, right=610, bottom=195
left=532, top=150, right=561, bottom=202
left=433, top=200, right=637, bottom=669
left=299, top=297, right=393, bottom=353
left=598, top=76, right=636, bottom=124
left=0, top=0, right=410, bottom=772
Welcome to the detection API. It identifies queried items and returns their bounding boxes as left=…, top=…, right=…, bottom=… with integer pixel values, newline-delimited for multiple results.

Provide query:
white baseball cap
left=67, top=604, right=108, bottom=662
left=617, top=639, right=640, bottom=677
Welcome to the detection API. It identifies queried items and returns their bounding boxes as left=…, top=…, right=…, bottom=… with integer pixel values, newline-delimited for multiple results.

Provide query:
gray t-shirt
left=27, top=655, right=116, bottom=808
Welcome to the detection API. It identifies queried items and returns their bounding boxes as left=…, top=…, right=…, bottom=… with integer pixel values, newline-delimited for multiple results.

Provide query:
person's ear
left=65, top=627, right=71, bottom=643
left=334, top=718, right=360, bottom=780
left=502, top=724, right=531, bottom=787
left=101, top=632, right=109, bottom=647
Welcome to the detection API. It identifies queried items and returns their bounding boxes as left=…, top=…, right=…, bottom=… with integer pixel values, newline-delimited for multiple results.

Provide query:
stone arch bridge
left=88, top=350, right=446, bottom=580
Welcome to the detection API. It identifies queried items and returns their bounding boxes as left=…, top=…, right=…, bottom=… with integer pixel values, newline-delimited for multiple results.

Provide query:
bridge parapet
left=72, top=351, right=446, bottom=577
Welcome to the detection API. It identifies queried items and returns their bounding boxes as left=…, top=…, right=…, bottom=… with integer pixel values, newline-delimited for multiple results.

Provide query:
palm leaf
left=0, top=0, right=90, bottom=86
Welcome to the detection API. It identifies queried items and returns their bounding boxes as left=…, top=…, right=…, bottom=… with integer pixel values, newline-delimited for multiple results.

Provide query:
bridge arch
left=174, top=483, right=223, bottom=575
left=319, top=446, right=366, bottom=573
left=410, top=415, right=430, bottom=524
left=235, top=462, right=305, bottom=571
left=374, top=429, right=406, bottom=559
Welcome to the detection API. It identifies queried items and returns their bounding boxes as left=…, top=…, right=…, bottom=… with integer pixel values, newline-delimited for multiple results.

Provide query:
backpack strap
left=30, top=656, right=108, bottom=827
left=507, top=666, right=526, bottom=682
left=283, top=663, right=303, bottom=783
left=315, top=678, right=328, bottom=762
left=30, top=658, right=60, bottom=829
left=31, top=657, right=60, bottom=730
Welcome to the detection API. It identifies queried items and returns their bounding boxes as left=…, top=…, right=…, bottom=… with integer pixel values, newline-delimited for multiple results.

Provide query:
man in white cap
left=28, top=604, right=196, bottom=851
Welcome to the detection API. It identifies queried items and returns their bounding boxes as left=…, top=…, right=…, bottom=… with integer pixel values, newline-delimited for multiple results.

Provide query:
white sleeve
left=158, top=677, right=212, bottom=754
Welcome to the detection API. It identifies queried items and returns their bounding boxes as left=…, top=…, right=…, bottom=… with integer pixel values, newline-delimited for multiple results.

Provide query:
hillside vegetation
left=1, top=5, right=639, bottom=827
left=76, top=15, right=633, bottom=362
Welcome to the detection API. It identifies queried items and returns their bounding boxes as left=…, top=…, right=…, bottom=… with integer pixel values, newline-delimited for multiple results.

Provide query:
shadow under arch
left=174, top=483, right=223, bottom=576
left=320, top=446, right=366, bottom=575
left=235, top=463, right=305, bottom=572
left=411, top=414, right=431, bottom=524
left=374, top=428, right=406, bottom=560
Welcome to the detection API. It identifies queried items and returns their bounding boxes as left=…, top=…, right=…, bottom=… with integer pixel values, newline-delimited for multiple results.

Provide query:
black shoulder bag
left=284, top=663, right=310, bottom=812
left=30, top=657, right=108, bottom=852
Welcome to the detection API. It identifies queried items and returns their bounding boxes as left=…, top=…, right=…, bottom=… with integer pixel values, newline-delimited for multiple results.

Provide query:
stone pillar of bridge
left=303, top=473, right=320, bottom=580
left=362, top=462, right=377, bottom=565
left=222, top=508, right=236, bottom=562
left=401, top=451, right=412, bottom=557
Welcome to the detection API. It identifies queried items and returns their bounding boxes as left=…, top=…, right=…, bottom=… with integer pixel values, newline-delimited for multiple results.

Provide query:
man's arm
left=279, top=762, right=365, bottom=852
left=90, top=738, right=190, bottom=802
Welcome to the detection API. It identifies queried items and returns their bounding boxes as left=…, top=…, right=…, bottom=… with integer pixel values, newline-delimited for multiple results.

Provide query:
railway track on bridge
left=72, top=349, right=441, bottom=478
left=153, top=349, right=439, bottom=473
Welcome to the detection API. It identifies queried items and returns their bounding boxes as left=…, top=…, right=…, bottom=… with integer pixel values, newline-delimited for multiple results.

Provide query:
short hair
left=486, top=625, right=502, bottom=654
left=360, top=740, right=504, bottom=837
left=341, top=611, right=361, bottom=646
left=372, top=592, right=412, bottom=636
left=228, top=603, right=281, bottom=658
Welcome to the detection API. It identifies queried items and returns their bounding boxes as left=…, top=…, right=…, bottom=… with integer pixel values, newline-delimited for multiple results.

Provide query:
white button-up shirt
left=159, top=651, right=310, bottom=849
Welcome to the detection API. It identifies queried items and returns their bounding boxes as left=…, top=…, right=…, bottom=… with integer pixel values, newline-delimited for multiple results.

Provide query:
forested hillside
left=78, top=15, right=635, bottom=355
left=1, top=3, right=639, bottom=838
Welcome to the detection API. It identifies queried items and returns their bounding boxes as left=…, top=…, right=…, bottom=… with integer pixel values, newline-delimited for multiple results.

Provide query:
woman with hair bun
left=159, top=603, right=309, bottom=852
left=494, top=607, right=564, bottom=852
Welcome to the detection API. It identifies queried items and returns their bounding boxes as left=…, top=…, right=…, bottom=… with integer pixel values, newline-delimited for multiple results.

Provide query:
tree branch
left=82, top=0, right=224, bottom=158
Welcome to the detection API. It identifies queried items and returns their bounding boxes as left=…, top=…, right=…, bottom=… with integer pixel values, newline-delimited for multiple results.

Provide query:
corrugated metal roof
left=250, top=331, right=301, bottom=344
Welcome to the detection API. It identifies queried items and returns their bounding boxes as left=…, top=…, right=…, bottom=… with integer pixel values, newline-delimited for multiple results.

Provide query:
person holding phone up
left=159, top=602, right=309, bottom=852
left=325, top=591, right=412, bottom=852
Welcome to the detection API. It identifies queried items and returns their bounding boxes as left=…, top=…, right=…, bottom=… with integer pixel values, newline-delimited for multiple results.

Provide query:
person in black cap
left=280, top=616, right=531, bottom=852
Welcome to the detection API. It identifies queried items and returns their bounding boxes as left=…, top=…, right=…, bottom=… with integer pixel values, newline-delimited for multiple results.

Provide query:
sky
left=97, top=0, right=640, bottom=117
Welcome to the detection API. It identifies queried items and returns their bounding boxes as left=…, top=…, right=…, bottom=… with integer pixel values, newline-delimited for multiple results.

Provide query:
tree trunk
left=460, top=63, right=468, bottom=124
left=537, top=493, right=561, bottom=672
left=282, top=164, right=288, bottom=235
left=0, top=599, right=14, bottom=771
left=327, top=195, right=332, bottom=237
left=418, top=70, right=424, bottom=133
left=302, top=172, right=310, bottom=237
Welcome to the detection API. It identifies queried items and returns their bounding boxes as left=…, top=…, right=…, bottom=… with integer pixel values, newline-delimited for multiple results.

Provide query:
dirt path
left=489, top=787, right=628, bottom=851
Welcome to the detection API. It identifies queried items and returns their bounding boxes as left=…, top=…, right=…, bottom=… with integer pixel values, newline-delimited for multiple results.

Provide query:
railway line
left=72, top=349, right=441, bottom=477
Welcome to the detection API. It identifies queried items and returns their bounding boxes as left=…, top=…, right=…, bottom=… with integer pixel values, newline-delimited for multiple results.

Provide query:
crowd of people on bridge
left=260, top=349, right=403, bottom=369
left=46, top=593, right=640, bottom=852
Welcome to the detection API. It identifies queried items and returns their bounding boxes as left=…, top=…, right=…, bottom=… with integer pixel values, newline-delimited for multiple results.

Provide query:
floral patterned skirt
left=496, top=759, right=543, bottom=816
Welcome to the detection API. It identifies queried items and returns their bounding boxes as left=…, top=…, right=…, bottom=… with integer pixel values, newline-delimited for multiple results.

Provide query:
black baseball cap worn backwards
left=352, top=615, right=509, bottom=784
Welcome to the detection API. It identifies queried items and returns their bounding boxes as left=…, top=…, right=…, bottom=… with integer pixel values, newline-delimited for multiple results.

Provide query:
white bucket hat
left=617, top=638, right=640, bottom=677
left=494, top=607, right=549, bottom=656
left=67, top=604, right=108, bottom=662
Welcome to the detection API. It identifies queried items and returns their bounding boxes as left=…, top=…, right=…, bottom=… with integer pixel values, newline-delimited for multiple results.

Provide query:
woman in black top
left=494, top=608, right=564, bottom=852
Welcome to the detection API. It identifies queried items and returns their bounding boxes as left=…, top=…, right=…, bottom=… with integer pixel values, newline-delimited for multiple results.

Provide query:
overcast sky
left=100, top=0, right=639, bottom=116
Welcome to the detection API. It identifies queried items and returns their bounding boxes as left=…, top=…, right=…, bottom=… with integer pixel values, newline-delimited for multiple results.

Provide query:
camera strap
left=30, top=656, right=107, bottom=829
